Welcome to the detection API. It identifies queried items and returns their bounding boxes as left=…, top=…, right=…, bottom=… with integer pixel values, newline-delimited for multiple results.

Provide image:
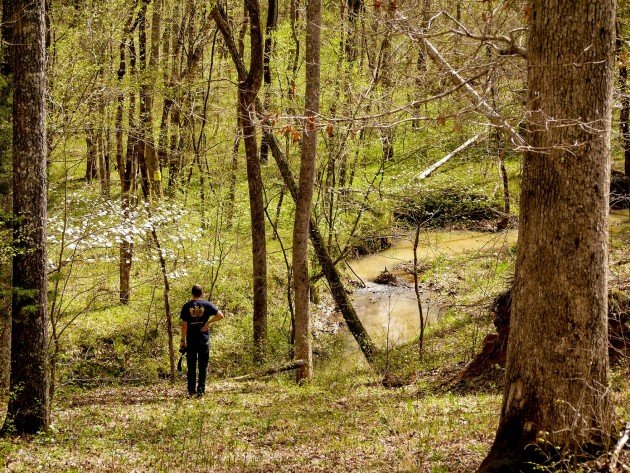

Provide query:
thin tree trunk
left=120, top=30, right=139, bottom=305
left=479, top=0, right=615, bottom=469
left=218, top=0, right=268, bottom=363
left=293, top=0, right=321, bottom=382
left=483, top=8, right=510, bottom=220
left=413, top=223, right=425, bottom=360
left=412, top=0, right=431, bottom=127
left=142, top=0, right=163, bottom=200
left=85, top=122, right=98, bottom=182
left=288, top=0, right=300, bottom=102
left=345, top=0, right=361, bottom=62
left=136, top=1, right=151, bottom=200
left=225, top=111, right=242, bottom=228
left=149, top=214, right=176, bottom=383
left=267, top=135, right=377, bottom=363
left=97, top=99, right=110, bottom=197
left=2, top=0, right=50, bottom=434
left=259, top=0, right=278, bottom=163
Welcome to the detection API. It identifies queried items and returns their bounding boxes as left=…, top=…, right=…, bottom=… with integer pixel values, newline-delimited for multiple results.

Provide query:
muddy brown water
left=346, top=209, right=630, bottom=348
left=347, top=230, right=518, bottom=346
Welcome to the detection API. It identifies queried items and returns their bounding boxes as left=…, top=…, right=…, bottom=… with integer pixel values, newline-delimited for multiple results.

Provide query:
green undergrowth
left=0, top=373, right=501, bottom=472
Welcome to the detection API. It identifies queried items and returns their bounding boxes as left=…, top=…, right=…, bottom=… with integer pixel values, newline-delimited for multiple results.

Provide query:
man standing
left=180, top=285, right=224, bottom=397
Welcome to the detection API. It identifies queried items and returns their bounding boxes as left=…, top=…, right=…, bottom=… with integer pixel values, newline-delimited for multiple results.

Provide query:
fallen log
left=231, top=360, right=306, bottom=381
left=415, top=134, right=483, bottom=180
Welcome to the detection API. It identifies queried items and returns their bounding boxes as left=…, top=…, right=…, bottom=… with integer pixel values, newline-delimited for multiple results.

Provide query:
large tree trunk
left=2, top=0, right=50, bottom=434
left=478, top=1, right=615, bottom=470
left=0, top=20, right=11, bottom=409
left=293, top=0, right=321, bottom=382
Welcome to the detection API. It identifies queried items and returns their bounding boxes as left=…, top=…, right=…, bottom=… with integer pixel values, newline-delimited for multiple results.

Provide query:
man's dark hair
left=192, top=285, right=203, bottom=297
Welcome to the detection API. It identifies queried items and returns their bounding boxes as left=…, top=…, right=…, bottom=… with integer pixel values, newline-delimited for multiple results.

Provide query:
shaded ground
left=0, top=379, right=500, bottom=472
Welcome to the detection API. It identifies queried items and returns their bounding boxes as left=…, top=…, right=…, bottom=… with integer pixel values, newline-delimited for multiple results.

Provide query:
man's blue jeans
left=186, top=340, right=209, bottom=395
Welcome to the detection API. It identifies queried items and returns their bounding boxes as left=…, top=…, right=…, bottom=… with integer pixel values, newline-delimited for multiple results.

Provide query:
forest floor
left=0, top=376, right=501, bottom=472
left=0, top=364, right=628, bottom=472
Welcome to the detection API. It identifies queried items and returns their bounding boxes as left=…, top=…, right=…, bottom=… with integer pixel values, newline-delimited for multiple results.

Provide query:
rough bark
left=293, top=0, right=321, bottom=382
left=478, top=1, right=615, bottom=470
left=2, top=0, right=50, bottom=434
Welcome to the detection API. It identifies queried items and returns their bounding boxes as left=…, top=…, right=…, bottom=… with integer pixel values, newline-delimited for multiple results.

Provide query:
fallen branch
left=231, top=360, right=306, bottom=381
left=610, top=421, right=630, bottom=472
left=415, top=134, right=483, bottom=180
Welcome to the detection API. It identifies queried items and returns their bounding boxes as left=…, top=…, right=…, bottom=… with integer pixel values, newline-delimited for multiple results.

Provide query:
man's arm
left=180, top=321, right=187, bottom=346
left=201, top=311, right=224, bottom=332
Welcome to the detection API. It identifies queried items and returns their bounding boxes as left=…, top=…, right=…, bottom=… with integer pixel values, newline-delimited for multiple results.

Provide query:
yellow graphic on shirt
left=189, top=305, right=204, bottom=318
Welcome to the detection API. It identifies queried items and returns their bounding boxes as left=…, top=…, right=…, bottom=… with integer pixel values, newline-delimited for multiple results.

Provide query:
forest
left=0, top=0, right=629, bottom=471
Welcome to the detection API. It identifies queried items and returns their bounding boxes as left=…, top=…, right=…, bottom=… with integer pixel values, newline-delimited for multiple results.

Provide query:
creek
left=346, top=208, right=630, bottom=349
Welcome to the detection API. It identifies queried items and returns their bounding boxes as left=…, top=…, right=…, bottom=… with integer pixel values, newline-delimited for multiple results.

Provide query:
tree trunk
left=225, top=110, right=242, bottom=228
left=293, top=0, right=321, bottom=382
left=136, top=1, right=150, bottom=200
left=412, top=0, right=430, bottom=127
left=119, top=27, right=139, bottom=305
left=345, top=0, right=361, bottom=62
left=230, top=0, right=268, bottom=364
left=478, top=1, right=615, bottom=470
left=149, top=214, right=176, bottom=383
left=266, top=135, right=377, bottom=363
left=2, top=0, right=50, bottom=434
left=97, top=100, right=110, bottom=197
left=85, top=121, right=98, bottom=182
left=259, top=0, right=278, bottom=163
left=141, top=0, right=163, bottom=200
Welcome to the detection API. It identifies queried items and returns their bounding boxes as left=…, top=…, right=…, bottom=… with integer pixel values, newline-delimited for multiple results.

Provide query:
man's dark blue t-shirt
left=180, top=299, right=219, bottom=344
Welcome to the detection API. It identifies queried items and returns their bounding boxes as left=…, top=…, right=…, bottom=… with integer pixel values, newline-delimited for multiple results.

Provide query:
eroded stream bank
left=346, top=229, right=518, bottom=346
left=344, top=208, right=630, bottom=350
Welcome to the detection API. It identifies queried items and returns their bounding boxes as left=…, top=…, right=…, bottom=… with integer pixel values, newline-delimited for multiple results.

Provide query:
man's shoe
left=196, top=391, right=205, bottom=398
